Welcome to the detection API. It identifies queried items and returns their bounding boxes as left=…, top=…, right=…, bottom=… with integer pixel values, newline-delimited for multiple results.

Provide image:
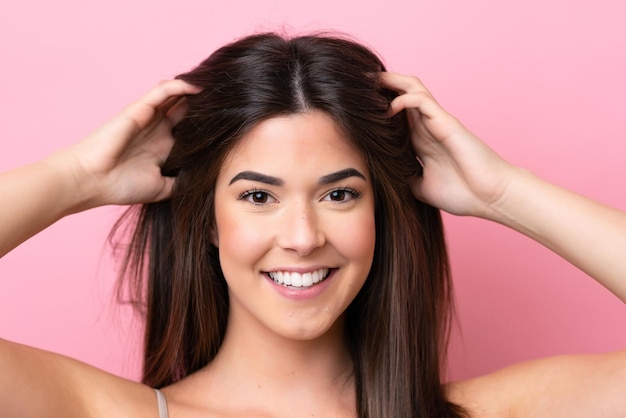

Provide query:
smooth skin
left=380, top=72, right=626, bottom=417
left=1, top=75, right=625, bottom=417
left=382, top=72, right=626, bottom=302
left=162, top=112, right=374, bottom=418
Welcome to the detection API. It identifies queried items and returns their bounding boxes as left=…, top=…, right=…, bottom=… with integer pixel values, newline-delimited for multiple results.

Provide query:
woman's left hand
left=381, top=72, right=517, bottom=219
left=382, top=72, right=626, bottom=302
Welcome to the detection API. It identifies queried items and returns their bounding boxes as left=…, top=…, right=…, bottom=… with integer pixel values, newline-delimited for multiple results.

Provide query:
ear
left=210, top=224, right=219, bottom=247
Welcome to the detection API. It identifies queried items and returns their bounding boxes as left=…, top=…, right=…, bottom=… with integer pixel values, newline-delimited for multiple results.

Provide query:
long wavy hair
left=116, top=32, right=465, bottom=417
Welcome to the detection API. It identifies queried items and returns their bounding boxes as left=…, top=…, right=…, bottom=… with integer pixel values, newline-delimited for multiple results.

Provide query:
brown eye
left=329, top=190, right=347, bottom=201
left=239, top=189, right=275, bottom=205
left=250, top=191, right=269, bottom=203
left=323, top=188, right=361, bottom=203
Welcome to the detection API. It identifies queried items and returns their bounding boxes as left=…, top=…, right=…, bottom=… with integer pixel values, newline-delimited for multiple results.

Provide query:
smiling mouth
left=266, top=268, right=332, bottom=288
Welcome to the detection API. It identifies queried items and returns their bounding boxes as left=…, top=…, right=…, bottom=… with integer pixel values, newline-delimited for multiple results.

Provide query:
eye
left=239, top=189, right=275, bottom=205
left=323, top=188, right=362, bottom=203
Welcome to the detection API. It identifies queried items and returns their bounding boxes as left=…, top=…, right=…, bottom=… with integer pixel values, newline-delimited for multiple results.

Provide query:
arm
left=488, top=167, right=626, bottom=300
left=0, top=338, right=159, bottom=418
left=381, top=72, right=626, bottom=302
left=382, top=72, right=626, bottom=416
left=0, top=80, right=199, bottom=416
left=0, top=79, right=199, bottom=257
left=447, top=349, right=626, bottom=418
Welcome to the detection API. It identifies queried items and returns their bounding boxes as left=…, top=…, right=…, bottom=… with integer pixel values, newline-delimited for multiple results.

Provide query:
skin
left=169, top=112, right=374, bottom=417
left=213, top=112, right=375, bottom=344
left=382, top=72, right=626, bottom=301
left=0, top=74, right=625, bottom=417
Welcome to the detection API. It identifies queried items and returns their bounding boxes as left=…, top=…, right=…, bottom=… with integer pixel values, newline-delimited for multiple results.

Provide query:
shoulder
left=0, top=338, right=158, bottom=418
left=447, top=349, right=626, bottom=418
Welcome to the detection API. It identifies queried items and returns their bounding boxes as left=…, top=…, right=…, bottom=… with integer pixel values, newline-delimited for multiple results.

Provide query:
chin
left=270, top=312, right=346, bottom=343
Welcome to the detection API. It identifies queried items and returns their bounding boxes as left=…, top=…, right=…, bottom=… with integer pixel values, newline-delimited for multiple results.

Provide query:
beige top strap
left=154, top=388, right=169, bottom=418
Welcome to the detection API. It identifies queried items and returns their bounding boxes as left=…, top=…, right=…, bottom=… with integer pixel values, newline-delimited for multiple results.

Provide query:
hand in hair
left=381, top=71, right=516, bottom=219
left=65, top=79, right=201, bottom=208
left=382, top=71, right=626, bottom=301
left=0, top=79, right=199, bottom=257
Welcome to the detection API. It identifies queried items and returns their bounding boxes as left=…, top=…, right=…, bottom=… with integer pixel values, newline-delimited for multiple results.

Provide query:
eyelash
left=323, top=187, right=362, bottom=203
left=238, top=187, right=363, bottom=205
left=238, top=189, right=275, bottom=205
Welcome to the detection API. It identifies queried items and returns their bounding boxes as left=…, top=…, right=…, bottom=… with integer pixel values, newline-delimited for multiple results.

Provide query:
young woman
left=1, top=33, right=625, bottom=418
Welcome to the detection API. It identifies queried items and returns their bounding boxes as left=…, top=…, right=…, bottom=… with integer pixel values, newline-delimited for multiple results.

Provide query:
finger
left=379, top=72, right=432, bottom=95
left=158, top=94, right=185, bottom=115
left=389, top=91, right=441, bottom=118
left=154, top=176, right=176, bottom=202
left=123, top=81, right=200, bottom=130
left=165, top=97, right=190, bottom=126
left=153, top=128, right=176, bottom=164
left=410, top=176, right=428, bottom=203
left=141, top=79, right=201, bottom=110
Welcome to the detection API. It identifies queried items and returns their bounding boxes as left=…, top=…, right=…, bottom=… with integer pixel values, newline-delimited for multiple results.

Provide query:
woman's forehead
left=219, top=111, right=369, bottom=178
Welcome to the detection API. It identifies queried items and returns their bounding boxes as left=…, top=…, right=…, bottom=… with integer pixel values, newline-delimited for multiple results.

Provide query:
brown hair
left=117, top=33, right=465, bottom=417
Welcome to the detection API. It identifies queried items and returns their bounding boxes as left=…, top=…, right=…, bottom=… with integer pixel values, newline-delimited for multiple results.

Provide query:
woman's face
left=213, top=111, right=376, bottom=342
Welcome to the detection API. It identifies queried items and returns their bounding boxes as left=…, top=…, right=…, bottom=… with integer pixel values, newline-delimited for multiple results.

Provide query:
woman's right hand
left=62, top=79, right=200, bottom=209
left=0, top=80, right=199, bottom=256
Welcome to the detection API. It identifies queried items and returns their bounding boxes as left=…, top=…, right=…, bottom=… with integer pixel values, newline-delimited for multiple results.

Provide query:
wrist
left=482, top=166, right=537, bottom=227
left=41, top=149, right=101, bottom=215
left=482, top=166, right=554, bottom=243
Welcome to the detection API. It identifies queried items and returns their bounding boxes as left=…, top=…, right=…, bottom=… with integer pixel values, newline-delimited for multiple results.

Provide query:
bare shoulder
left=0, top=338, right=158, bottom=418
left=447, top=349, right=626, bottom=418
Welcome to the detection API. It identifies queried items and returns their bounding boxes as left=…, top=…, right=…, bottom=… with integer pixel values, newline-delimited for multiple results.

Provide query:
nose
left=276, top=201, right=325, bottom=256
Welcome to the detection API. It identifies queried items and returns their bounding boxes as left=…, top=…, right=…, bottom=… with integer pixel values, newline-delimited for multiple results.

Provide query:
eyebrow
left=318, top=168, right=366, bottom=185
left=228, top=168, right=366, bottom=186
left=229, top=171, right=283, bottom=186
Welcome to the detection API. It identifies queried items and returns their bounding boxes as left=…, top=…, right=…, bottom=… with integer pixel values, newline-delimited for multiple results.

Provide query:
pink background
left=1, top=0, right=625, bottom=382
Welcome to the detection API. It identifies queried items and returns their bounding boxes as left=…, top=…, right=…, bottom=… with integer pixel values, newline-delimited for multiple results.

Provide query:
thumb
left=151, top=176, right=176, bottom=202
left=410, top=176, right=428, bottom=203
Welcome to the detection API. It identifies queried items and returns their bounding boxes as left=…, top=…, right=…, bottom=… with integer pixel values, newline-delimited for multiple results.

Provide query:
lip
left=263, top=268, right=337, bottom=301
left=265, top=265, right=330, bottom=274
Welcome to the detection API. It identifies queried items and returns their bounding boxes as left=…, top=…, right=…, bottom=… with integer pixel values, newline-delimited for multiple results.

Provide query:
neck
left=213, top=311, right=354, bottom=389
left=187, top=307, right=357, bottom=416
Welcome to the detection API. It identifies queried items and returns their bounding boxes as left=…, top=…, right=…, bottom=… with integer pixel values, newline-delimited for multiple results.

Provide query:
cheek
left=329, top=209, right=376, bottom=267
left=214, top=203, right=272, bottom=274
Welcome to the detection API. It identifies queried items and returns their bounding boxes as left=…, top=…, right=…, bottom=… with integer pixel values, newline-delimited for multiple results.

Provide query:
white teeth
left=268, top=268, right=329, bottom=288
left=301, top=272, right=313, bottom=287
left=292, top=273, right=303, bottom=287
